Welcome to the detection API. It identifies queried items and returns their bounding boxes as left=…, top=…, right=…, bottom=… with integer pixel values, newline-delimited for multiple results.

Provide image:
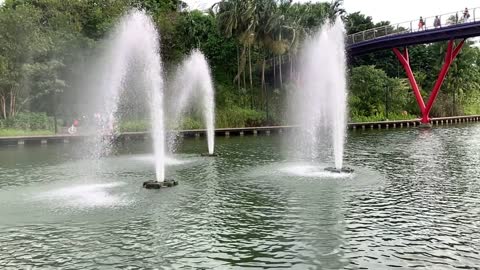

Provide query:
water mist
left=95, top=10, right=167, bottom=183
left=170, top=50, right=215, bottom=155
left=289, top=19, right=348, bottom=170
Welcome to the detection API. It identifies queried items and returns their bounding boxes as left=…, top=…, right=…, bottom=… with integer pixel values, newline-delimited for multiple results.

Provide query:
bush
left=216, top=106, right=266, bottom=128
left=119, top=120, right=149, bottom=132
left=180, top=117, right=202, bottom=130
left=0, top=129, right=54, bottom=136
left=350, top=112, right=416, bottom=123
left=0, top=112, right=54, bottom=130
left=115, top=108, right=267, bottom=133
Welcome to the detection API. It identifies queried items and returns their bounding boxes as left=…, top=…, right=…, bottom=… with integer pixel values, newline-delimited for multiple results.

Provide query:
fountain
left=95, top=9, right=177, bottom=189
left=169, top=50, right=216, bottom=156
left=288, top=19, right=352, bottom=173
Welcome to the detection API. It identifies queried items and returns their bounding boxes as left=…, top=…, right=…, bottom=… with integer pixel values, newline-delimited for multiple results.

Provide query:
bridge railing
left=347, top=7, right=480, bottom=45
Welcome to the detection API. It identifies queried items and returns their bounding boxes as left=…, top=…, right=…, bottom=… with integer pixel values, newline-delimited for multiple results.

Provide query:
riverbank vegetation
left=0, top=0, right=479, bottom=135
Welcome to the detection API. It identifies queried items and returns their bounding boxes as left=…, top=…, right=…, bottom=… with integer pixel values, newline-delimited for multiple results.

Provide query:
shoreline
left=0, top=115, right=479, bottom=145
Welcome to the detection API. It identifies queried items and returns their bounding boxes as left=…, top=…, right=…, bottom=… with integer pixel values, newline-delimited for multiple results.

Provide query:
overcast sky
left=0, top=0, right=477, bottom=24
left=184, top=0, right=479, bottom=24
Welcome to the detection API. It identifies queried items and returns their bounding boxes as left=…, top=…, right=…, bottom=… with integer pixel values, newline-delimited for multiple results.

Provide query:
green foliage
left=119, top=108, right=267, bottom=131
left=129, top=0, right=183, bottom=14
left=0, top=129, right=54, bottom=137
left=119, top=120, right=149, bottom=132
left=180, top=117, right=203, bottom=130
left=175, top=10, right=237, bottom=76
left=216, top=106, right=266, bottom=128
left=345, top=12, right=375, bottom=34
left=349, top=65, right=417, bottom=119
left=0, top=112, right=53, bottom=130
left=0, top=3, right=43, bottom=118
left=1, top=0, right=480, bottom=136
left=463, top=102, right=480, bottom=115
left=350, top=112, right=415, bottom=123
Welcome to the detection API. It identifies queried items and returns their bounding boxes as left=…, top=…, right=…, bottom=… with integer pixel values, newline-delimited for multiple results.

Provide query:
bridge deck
left=348, top=21, right=480, bottom=56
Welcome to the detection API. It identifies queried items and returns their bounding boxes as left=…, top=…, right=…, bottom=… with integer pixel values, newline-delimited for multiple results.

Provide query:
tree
left=349, top=65, right=411, bottom=119
left=213, top=0, right=257, bottom=86
left=345, top=12, right=374, bottom=34
left=0, top=4, right=43, bottom=118
left=430, top=41, right=480, bottom=116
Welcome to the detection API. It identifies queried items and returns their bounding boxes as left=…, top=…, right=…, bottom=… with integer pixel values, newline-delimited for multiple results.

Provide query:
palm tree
left=212, top=0, right=257, bottom=89
left=327, top=0, right=345, bottom=21
left=255, top=0, right=278, bottom=105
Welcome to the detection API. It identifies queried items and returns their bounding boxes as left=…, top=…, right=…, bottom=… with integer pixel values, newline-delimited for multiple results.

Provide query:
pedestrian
left=434, top=16, right=441, bottom=28
left=463, top=8, right=470, bottom=22
left=418, top=16, right=425, bottom=30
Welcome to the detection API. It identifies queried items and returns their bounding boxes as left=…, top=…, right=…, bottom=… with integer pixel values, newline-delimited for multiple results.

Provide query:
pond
left=0, top=124, right=479, bottom=269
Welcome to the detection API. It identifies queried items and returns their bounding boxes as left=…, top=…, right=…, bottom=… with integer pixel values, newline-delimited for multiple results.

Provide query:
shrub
left=180, top=117, right=202, bottom=130
left=119, top=120, right=149, bottom=132
left=350, top=112, right=416, bottom=123
left=0, top=112, right=54, bottom=130
left=216, top=106, right=266, bottom=128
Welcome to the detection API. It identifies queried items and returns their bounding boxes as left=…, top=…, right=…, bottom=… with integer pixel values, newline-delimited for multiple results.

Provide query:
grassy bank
left=0, top=129, right=54, bottom=137
left=2, top=114, right=479, bottom=137
left=350, top=112, right=415, bottom=123
left=119, top=107, right=269, bottom=132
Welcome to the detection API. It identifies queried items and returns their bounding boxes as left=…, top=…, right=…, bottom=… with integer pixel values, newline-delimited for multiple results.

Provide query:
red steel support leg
left=393, top=39, right=465, bottom=124
left=423, top=40, right=465, bottom=122
left=393, top=47, right=426, bottom=115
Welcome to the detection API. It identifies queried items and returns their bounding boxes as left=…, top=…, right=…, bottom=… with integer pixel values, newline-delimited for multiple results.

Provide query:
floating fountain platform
left=324, top=167, right=354, bottom=174
left=143, top=179, right=178, bottom=189
left=201, top=153, right=218, bottom=157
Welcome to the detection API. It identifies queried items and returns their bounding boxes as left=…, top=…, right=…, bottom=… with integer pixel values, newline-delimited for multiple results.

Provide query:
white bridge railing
left=347, top=7, right=480, bottom=45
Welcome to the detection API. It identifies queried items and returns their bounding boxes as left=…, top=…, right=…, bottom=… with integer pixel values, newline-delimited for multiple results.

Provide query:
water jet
left=97, top=10, right=171, bottom=188
left=288, top=19, right=348, bottom=170
left=170, top=50, right=216, bottom=155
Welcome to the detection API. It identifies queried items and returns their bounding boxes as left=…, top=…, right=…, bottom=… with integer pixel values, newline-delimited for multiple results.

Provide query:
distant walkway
left=1, top=115, right=479, bottom=146
left=347, top=7, right=480, bottom=45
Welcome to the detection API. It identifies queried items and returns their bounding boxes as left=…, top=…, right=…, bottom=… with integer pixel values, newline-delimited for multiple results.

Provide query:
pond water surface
left=0, top=124, right=479, bottom=269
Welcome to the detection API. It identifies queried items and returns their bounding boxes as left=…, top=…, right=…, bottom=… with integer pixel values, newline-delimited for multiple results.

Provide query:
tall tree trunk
left=279, top=55, right=283, bottom=89
left=453, top=90, right=457, bottom=116
left=261, top=57, right=266, bottom=111
left=278, top=32, right=283, bottom=89
left=234, top=45, right=248, bottom=85
left=266, top=78, right=269, bottom=124
left=290, top=54, right=294, bottom=79
left=273, top=56, right=276, bottom=89
left=54, top=114, right=58, bottom=134
left=0, top=95, right=6, bottom=119
left=52, top=93, right=58, bottom=134
left=9, top=90, right=14, bottom=118
left=243, top=60, right=247, bottom=107
left=248, top=45, right=253, bottom=109
left=12, top=93, right=16, bottom=117
left=237, top=45, right=241, bottom=90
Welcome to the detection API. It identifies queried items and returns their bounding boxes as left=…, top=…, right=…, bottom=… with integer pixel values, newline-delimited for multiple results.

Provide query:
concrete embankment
left=0, top=115, right=479, bottom=146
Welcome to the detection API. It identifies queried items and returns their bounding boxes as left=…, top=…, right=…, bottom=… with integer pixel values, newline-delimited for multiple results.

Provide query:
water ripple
left=0, top=126, right=479, bottom=269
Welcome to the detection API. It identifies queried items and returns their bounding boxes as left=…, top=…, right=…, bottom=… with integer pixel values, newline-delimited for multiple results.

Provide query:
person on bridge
left=418, top=17, right=425, bottom=30
left=434, top=16, right=441, bottom=28
left=463, top=8, right=470, bottom=22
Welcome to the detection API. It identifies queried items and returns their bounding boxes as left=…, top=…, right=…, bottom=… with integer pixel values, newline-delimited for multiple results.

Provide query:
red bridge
left=347, top=7, right=480, bottom=124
